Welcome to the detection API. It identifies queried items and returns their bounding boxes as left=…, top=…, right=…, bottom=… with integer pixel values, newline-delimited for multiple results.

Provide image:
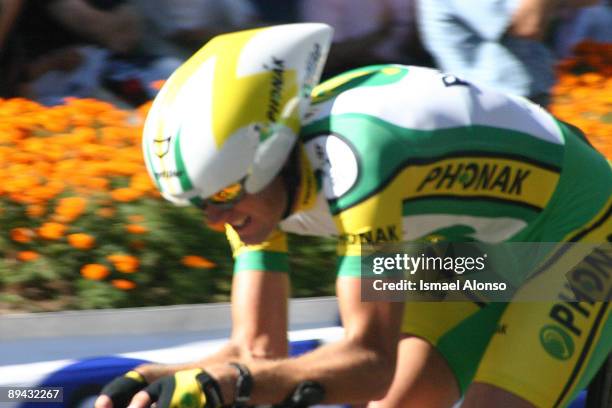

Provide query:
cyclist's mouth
left=231, top=216, right=251, bottom=231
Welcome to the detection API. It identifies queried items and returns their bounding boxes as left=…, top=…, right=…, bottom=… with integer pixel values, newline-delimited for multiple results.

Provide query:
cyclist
left=95, top=23, right=611, bottom=408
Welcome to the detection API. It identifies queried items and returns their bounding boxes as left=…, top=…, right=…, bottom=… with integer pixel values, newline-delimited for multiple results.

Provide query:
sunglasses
left=202, top=179, right=246, bottom=210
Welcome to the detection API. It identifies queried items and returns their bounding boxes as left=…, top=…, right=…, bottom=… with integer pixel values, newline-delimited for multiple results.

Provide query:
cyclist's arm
left=208, top=277, right=404, bottom=405
left=132, top=269, right=289, bottom=383
left=230, top=269, right=290, bottom=359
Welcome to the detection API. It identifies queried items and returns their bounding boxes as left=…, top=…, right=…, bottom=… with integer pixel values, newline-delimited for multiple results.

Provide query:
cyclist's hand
left=95, top=370, right=147, bottom=408
left=128, top=369, right=224, bottom=408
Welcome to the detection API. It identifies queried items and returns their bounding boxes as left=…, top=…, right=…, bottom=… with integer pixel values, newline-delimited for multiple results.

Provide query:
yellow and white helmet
left=142, top=23, right=333, bottom=206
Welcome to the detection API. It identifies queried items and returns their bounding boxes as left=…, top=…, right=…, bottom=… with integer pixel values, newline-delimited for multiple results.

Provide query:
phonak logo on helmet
left=257, top=56, right=285, bottom=142
left=264, top=56, right=284, bottom=123
left=539, top=245, right=611, bottom=360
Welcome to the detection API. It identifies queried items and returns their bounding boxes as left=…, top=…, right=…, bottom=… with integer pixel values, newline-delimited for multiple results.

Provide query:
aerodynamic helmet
left=142, top=23, right=333, bottom=206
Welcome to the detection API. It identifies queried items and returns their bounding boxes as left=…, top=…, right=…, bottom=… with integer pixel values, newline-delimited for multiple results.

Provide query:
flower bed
left=0, top=98, right=242, bottom=311
left=550, top=41, right=612, bottom=156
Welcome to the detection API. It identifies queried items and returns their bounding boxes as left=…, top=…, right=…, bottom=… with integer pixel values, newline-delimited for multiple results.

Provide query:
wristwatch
left=228, top=362, right=253, bottom=406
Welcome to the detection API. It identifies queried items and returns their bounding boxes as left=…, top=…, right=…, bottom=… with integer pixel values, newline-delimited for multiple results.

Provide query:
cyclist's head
left=142, top=23, right=333, bottom=207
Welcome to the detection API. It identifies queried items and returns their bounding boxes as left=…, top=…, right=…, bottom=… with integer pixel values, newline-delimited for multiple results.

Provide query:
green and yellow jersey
left=227, top=65, right=610, bottom=277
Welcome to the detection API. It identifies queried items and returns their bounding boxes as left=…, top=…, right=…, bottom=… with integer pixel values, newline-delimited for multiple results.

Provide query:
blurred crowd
left=0, top=0, right=610, bottom=107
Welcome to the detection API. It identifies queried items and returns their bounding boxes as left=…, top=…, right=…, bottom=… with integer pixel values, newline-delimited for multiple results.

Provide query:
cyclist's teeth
left=234, top=217, right=248, bottom=228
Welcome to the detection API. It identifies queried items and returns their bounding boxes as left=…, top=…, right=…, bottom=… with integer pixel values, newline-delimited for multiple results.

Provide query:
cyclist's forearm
left=246, top=338, right=396, bottom=405
left=234, top=283, right=402, bottom=405
left=230, top=269, right=290, bottom=359
left=134, top=341, right=243, bottom=382
left=135, top=334, right=289, bottom=383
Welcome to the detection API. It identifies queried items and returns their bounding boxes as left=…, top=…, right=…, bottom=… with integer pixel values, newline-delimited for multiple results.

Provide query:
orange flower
left=110, top=188, right=142, bottom=202
left=85, top=177, right=109, bottom=190
left=111, top=279, right=136, bottom=290
left=43, top=117, right=69, bottom=133
left=37, top=222, right=67, bottom=240
left=81, top=263, right=110, bottom=280
left=55, top=196, right=87, bottom=221
left=107, top=254, right=139, bottom=273
left=67, top=233, right=96, bottom=249
left=181, top=255, right=217, bottom=269
left=130, top=174, right=155, bottom=193
left=137, top=101, right=153, bottom=119
left=580, top=73, right=604, bottom=86
left=26, top=204, right=46, bottom=218
left=125, top=224, right=148, bottom=234
left=10, top=227, right=35, bottom=243
left=17, top=250, right=40, bottom=261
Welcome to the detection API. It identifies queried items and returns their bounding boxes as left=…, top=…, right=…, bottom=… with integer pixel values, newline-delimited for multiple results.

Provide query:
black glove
left=100, top=370, right=148, bottom=408
left=144, top=368, right=223, bottom=408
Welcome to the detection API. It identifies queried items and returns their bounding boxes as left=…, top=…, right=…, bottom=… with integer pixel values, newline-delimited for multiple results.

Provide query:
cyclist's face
left=203, top=174, right=287, bottom=244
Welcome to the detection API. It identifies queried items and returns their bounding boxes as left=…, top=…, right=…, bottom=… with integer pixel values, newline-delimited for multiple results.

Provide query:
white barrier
left=0, top=297, right=343, bottom=407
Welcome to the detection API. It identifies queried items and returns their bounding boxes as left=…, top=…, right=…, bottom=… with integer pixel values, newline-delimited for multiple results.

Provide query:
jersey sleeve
left=225, top=225, right=289, bottom=273
left=301, top=128, right=405, bottom=278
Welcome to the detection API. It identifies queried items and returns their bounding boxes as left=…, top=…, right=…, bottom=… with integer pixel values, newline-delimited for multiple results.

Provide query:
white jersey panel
left=468, top=91, right=565, bottom=145
left=307, top=65, right=565, bottom=145
left=308, top=66, right=472, bottom=130
left=280, top=191, right=338, bottom=237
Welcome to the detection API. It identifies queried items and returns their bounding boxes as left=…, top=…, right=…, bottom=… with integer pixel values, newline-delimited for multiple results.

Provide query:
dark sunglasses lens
left=205, top=182, right=245, bottom=208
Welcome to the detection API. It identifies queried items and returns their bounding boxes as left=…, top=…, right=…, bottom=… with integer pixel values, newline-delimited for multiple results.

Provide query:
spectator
left=0, top=0, right=25, bottom=97
left=299, top=0, right=431, bottom=77
left=553, top=0, right=612, bottom=57
left=0, top=0, right=22, bottom=48
left=129, top=0, right=261, bottom=60
left=2, top=0, right=183, bottom=106
left=2, top=0, right=143, bottom=104
left=417, top=0, right=600, bottom=107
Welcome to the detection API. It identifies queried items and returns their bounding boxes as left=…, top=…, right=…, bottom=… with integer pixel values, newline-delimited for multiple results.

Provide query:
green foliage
left=0, top=194, right=337, bottom=313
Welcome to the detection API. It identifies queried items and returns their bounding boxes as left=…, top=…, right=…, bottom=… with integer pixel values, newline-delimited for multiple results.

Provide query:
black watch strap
left=195, top=371, right=224, bottom=408
left=228, top=362, right=253, bottom=406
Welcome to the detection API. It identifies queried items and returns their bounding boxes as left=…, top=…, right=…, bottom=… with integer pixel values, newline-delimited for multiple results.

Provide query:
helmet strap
left=280, top=144, right=301, bottom=220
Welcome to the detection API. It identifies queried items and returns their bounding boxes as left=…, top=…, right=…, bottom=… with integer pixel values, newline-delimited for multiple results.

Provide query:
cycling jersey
left=227, top=65, right=610, bottom=278
left=225, top=65, right=612, bottom=407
